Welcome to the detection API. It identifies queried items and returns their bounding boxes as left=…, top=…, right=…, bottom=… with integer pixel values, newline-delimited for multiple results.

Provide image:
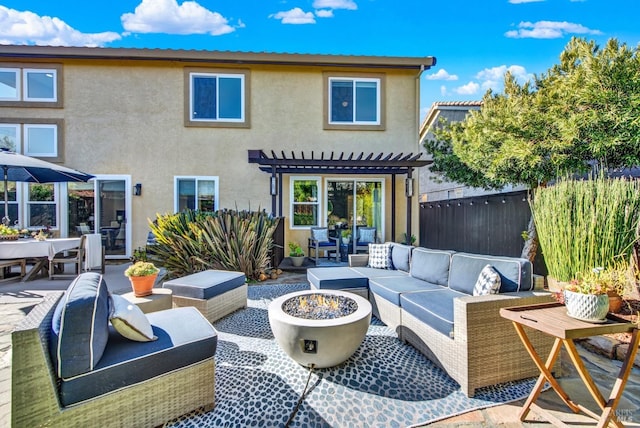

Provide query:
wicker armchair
left=12, top=292, right=215, bottom=427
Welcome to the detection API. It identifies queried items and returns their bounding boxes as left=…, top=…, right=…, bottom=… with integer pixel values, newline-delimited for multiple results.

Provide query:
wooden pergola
left=247, top=150, right=432, bottom=241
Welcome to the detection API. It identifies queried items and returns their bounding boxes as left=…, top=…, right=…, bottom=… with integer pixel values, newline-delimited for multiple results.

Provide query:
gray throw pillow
left=312, top=228, right=328, bottom=242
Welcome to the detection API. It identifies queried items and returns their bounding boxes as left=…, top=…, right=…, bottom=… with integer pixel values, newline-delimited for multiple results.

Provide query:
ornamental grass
left=530, top=174, right=640, bottom=283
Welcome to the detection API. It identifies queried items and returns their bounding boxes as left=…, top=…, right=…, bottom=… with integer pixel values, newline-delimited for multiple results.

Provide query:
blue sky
left=0, top=0, right=638, bottom=122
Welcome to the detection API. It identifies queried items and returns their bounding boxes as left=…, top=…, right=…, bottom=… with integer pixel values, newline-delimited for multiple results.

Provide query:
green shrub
left=149, top=209, right=280, bottom=280
left=530, top=175, right=640, bottom=282
left=124, top=261, right=159, bottom=277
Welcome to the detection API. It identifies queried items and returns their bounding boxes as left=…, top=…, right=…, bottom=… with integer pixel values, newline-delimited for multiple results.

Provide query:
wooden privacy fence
left=419, top=191, right=547, bottom=276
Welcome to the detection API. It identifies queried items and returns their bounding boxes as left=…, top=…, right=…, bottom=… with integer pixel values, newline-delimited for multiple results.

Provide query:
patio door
left=326, top=179, right=383, bottom=253
left=67, top=176, right=131, bottom=259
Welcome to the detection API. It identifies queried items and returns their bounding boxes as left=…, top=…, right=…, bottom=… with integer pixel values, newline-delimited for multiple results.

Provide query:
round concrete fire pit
left=268, top=289, right=372, bottom=368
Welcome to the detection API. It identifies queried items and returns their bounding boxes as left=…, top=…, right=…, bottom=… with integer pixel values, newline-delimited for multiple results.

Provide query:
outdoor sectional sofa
left=307, top=243, right=556, bottom=397
left=11, top=272, right=217, bottom=427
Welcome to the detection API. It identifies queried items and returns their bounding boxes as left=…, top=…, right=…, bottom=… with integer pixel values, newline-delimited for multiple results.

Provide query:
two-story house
left=0, top=45, right=435, bottom=259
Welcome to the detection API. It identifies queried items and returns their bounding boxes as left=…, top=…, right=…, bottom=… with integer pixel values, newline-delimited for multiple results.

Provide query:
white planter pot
left=290, top=256, right=305, bottom=267
left=564, top=289, right=609, bottom=322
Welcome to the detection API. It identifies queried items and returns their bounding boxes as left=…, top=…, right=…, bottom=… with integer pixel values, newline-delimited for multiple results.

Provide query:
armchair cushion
left=109, top=294, right=157, bottom=342
left=50, top=272, right=110, bottom=379
left=311, top=228, right=329, bottom=242
left=367, top=243, right=393, bottom=269
left=358, top=228, right=376, bottom=244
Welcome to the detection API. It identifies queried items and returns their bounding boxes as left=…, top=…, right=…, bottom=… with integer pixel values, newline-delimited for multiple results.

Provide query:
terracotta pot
left=607, top=290, right=623, bottom=313
left=129, top=273, right=158, bottom=297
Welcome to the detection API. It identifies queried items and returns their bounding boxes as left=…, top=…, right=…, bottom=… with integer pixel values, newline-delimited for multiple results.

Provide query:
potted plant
left=125, top=261, right=160, bottom=297
left=341, top=229, right=351, bottom=245
left=563, top=263, right=632, bottom=321
left=288, top=242, right=305, bottom=267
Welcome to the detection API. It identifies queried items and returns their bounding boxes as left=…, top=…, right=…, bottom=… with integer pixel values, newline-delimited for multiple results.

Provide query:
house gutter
left=0, top=45, right=436, bottom=71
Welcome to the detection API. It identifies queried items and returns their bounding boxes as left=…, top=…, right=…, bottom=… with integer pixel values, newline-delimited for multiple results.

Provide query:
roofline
left=0, top=45, right=436, bottom=70
left=419, top=101, right=482, bottom=140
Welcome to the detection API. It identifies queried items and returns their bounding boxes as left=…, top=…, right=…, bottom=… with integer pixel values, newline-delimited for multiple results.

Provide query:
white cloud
left=425, top=69, right=459, bottom=81
left=508, top=0, right=544, bottom=3
left=0, top=5, right=121, bottom=47
left=315, top=9, right=334, bottom=18
left=270, top=8, right=316, bottom=24
left=505, top=20, right=602, bottom=39
left=121, top=0, right=235, bottom=35
left=455, top=82, right=480, bottom=95
left=475, top=64, right=532, bottom=91
left=312, top=0, right=358, bottom=10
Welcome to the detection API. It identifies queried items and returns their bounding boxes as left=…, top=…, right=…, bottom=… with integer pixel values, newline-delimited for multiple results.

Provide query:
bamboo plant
left=530, top=174, right=640, bottom=283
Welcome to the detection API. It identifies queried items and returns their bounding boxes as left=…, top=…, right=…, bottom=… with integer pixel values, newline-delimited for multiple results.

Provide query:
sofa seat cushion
left=409, top=248, right=455, bottom=286
left=50, top=272, right=110, bottom=379
left=163, top=269, right=246, bottom=300
left=448, top=253, right=532, bottom=295
left=400, top=289, right=466, bottom=338
left=307, top=267, right=369, bottom=290
left=59, top=307, right=217, bottom=406
left=350, top=267, right=409, bottom=279
left=369, top=276, right=442, bottom=306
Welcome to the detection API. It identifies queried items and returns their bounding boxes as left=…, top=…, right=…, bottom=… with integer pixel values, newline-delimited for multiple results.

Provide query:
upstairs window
left=0, top=65, right=61, bottom=106
left=325, top=74, right=384, bottom=130
left=185, top=68, right=249, bottom=128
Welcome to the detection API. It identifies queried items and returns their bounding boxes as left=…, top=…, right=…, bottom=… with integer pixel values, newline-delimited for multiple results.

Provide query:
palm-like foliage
left=149, top=209, right=280, bottom=280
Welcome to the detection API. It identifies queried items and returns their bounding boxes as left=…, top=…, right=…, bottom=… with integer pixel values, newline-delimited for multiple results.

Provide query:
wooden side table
left=500, top=302, right=639, bottom=428
left=121, top=288, right=173, bottom=314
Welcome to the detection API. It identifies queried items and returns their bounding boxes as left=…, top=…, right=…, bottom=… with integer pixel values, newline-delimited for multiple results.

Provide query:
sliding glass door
left=326, top=179, right=383, bottom=252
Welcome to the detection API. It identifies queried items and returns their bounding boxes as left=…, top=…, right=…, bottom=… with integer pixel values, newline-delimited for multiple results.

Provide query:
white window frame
left=290, top=176, right=321, bottom=229
left=24, top=124, right=58, bottom=157
left=328, top=76, right=381, bottom=126
left=25, top=182, right=58, bottom=229
left=0, top=123, right=21, bottom=152
left=189, top=72, right=245, bottom=123
left=0, top=68, right=20, bottom=101
left=23, top=68, right=57, bottom=102
left=174, top=176, right=219, bottom=213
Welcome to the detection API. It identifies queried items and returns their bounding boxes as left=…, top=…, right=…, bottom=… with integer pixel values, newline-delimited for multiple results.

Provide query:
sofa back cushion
left=409, top=248, right=455, bottom=286
left=389, top=242, right=413, bottom=272
left=448, top=253, right=532, bottom=295
left=50, top=272, right=111, bottom=379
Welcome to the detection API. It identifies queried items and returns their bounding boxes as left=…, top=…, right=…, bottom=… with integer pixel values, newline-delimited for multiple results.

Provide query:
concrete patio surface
left=0, top=265, right=638, bottom=427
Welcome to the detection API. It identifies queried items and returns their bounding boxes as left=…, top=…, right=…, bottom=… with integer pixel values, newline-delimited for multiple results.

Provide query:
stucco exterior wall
left=0, top=53, right=423, bottom=252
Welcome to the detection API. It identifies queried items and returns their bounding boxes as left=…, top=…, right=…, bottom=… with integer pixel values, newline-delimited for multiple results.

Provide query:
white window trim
left=23, top=68, right=57, bottom=102
left=0, top=123, right=21, bottom=152
left=25, top=182, right=58, bottom=229
left=24, top=124, right=58, bottom=157
left=0, top=68, right=20, bottom=101
left=174, top=176, right=220, bottom=213
left=290, top=176, right=322, bottom=229
left=328, top=77, right=381, bottom=126
left=189, top=72, right=245, bottom=123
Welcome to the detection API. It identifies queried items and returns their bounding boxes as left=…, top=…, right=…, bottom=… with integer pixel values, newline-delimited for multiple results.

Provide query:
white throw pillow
left=109, top=294, right=157, bottom=342
left=367, top=243, right=393, bottom=269
left=473, top=264, right=501, bottom=296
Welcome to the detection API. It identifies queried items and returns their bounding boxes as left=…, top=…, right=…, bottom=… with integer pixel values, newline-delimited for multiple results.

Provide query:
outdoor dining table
left=0, top=237, right=81, bottom=281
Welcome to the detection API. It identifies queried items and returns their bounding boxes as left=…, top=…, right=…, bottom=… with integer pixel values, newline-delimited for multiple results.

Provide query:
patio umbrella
left=0, top=148, right=95, bottom=225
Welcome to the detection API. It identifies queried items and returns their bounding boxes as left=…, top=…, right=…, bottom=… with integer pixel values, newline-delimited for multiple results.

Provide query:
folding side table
left=500, top=302, right=639, bottom=428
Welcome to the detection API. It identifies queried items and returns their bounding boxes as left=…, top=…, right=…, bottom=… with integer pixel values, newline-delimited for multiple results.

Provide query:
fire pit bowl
left=268, top=289, right=372, bottom=368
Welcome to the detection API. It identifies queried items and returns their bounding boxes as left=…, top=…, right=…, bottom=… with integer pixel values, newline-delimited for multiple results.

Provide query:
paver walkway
left=0, top=267, right=638, bottom=427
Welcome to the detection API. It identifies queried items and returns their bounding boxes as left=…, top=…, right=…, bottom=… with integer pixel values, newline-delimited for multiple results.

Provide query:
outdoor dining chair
left=308, top=227, right=339, bottom=265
